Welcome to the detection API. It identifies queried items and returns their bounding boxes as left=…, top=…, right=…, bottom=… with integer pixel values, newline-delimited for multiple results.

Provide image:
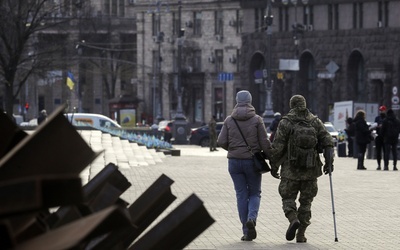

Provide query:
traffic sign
left=218, top=72, right=233, bottom=81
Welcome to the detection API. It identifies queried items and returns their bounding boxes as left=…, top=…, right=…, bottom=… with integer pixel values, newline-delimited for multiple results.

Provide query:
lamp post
left=173, top=1, right=188, bottom=144
left=262, top=0, right=275, bottom=127
left=149, top=0, right=168, bottom=123
left=282, top=0, right=308, bottom=89
left=176, top=1, right=185, bottom=120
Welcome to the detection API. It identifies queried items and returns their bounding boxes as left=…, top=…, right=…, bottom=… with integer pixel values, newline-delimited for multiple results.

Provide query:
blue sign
left=254, top=70, right=263, bottom=79
left=218, top=72, right=233, bottom=82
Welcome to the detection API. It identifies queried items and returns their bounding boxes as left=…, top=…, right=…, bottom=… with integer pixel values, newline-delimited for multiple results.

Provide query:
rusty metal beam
left=129, top=194, right=215, bottom=250
left=15, top=205, right=134, bottom=250
left=0, top=104, right=102, bottom=181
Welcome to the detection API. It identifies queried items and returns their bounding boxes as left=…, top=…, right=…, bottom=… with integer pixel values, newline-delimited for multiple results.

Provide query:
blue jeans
left=228, top=158, right=262, bottom=235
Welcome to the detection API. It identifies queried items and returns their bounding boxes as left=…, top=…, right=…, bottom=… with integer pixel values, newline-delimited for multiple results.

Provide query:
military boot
left=296, top=226, right=307, bottom=243
left=285, top=212, right=300, bottom=241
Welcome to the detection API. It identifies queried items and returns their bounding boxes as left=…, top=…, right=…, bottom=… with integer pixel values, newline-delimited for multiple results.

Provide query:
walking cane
left=328, top=163, right=339, bottom=242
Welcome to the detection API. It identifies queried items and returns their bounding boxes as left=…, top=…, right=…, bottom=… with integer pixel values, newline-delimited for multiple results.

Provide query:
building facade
left=8, top=0, right=400, bottom=128
left=7, top=1, right=138, bottom=125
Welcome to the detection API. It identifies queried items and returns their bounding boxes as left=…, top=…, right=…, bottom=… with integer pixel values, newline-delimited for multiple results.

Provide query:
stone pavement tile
left=111, top=146, right=400, bottom=250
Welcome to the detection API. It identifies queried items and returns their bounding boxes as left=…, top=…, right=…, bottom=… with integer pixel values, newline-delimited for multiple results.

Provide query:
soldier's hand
left=270, top=169, right=280, bottom=179
left=324, top=164, right=334, bottom=175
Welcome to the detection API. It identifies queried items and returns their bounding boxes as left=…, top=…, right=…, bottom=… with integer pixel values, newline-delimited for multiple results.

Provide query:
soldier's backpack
left=284, top=116, right=318, bottom=168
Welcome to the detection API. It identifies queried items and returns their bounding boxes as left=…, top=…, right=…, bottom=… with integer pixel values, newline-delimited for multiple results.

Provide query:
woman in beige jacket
left=217, top=90, right=272, bottom=241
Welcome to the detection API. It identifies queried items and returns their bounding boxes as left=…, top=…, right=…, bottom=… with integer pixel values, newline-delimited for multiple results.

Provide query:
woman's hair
left=355, top=110, right=366, bottom=119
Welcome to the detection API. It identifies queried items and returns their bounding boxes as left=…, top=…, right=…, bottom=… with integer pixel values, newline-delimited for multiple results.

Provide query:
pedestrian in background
left=208, top=115, right=218, bottom=152
left=269, top=95, right=334, bottom=243
left=345, top=117, right=355, bottom=157
left=354, top=110, right=372, bottom=170
left=374, top=105, right=387, bottom=170
left=269, top=112, right=281, bottom=142
left=217, top=90, right=272, bottom=242
left=37, top=110, right=48, bottom=125
left=381, top=109, right=400, bottom=171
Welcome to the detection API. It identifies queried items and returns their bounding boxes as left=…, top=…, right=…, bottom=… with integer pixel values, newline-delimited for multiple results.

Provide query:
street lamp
left=148, top=1, right=168, bottom=123
left=173, top=1, right=188, bottom=144
left=262, top=0, right=275, bottom=127
left=282, top=0, right=309, bottom=57
left=281, top=0, right=308, bottom=91
left=176, top=1, right=185, bottom=120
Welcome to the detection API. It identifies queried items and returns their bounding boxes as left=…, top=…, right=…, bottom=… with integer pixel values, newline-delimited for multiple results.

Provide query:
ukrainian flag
left=66, top=71, right=76, bottom=90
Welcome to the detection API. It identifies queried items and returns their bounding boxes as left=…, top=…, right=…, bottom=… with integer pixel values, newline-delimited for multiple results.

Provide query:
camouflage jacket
left=270, top=108, right=334, bottom=180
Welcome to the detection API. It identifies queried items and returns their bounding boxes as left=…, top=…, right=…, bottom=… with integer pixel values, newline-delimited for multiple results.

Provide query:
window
left=193, top=50, right=202, bottom=72
left=152, top=14, right=161, bottom=36
left=353, top=3, right=363, bottom=29
left=234, top=10, right=241, bottom=34
left=214, top=88, right=224, bottom=121
left=215, top=10, right=223, bottom=35
left=279, top=6, right=289, bottom=32
left=303, top=5, right=313, bottom=26
left=328, top=4, right=339, bottom=30
left=111, top=0, right=117, bottom=16
left=235, top=49, right=240, bottom=72
left=254, top=8, right=266, bottom=33
left=193, top=11, right=202, bottom=36
left=378, top=1, right=389, bottom=27
left=172, top=12, right=179, bottom=36
left=215, top=49, right=223, bottom=73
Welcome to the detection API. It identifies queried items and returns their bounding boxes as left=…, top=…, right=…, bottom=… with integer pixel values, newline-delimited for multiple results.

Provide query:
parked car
left=20, top=118, right=38, bottom=127
left=65, top=113, right=121, bottom=129
left=189, top=122, right=224, bottom=147
left=13, top=114, right=24, bottom=125
left=324, top=122, right=339, bottom=144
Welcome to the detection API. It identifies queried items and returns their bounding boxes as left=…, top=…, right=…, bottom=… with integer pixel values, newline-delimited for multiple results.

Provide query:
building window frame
left=193, top=11, right=202, bottom=36
left=215, top=10, right=223, bottom=35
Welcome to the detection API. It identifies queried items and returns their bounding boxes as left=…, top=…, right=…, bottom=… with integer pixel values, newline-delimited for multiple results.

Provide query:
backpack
left=284, top=116, right=318, bottom=168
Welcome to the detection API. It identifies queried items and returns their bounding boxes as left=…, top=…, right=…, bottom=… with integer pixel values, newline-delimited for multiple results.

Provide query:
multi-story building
left=9, top=1, right=138, bottom=125
left=132, top=0, right=243, bottom=126
left=9, top=0, right=400, bottom=128
left=133, top=0, right=400, bottom=127
left=241, top=0, right=400, bottom=122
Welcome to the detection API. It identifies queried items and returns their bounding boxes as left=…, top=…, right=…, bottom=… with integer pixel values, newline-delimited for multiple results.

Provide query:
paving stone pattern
left=82, top=132, right=400, bottom=250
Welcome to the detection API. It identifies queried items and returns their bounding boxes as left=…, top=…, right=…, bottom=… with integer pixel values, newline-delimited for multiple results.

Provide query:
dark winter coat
left=381, top=113, right=400, bottom=144
left=354, top=115, right=371, bottom=145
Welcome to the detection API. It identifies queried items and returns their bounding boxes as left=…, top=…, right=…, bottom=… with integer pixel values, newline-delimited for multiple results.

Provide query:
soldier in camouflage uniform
left=269, top=95, right=334, bottom=243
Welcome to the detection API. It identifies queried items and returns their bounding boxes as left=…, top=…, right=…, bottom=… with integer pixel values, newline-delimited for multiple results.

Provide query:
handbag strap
left=232, top=118, right=254, bottom=155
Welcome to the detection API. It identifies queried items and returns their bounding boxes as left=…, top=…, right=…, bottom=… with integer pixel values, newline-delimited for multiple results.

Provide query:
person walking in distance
left=269, top=95, right=334, bottom=243
left=269, top=112, right=282, bottom=142
left=217, top=90, right=272, bottom=241
left=344, top=117, right=356, bottom=157
left=354, top=110, right=373, bottom=170
left=381, top=109, right=400, bottom=171
left=374, top=106, right=387, bottom=170
left=37, top=110, right=48, bottom=125
left=208, top=115, right=218, bottom=152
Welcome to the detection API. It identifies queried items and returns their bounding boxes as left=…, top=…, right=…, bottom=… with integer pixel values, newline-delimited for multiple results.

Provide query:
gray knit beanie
left=236, top=90, right=252, bottom=104
left=290, top=95, right=306, bottom=109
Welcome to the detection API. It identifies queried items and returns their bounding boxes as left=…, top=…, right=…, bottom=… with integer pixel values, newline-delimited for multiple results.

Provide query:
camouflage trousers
left=278, top=178, right=318, bottom=227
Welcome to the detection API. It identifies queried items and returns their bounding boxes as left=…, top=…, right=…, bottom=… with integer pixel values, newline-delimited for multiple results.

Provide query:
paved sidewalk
left=114, top=145, right=400, bottom=250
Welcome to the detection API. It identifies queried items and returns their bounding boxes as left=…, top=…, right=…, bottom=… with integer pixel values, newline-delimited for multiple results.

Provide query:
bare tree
left=0, top=0, right=78, bottom=117
left=76, top=19, right=136, bottom=101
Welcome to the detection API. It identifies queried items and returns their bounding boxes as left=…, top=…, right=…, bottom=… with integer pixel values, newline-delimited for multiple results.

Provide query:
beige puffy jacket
left=217, top=103, right=272, bottom=159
